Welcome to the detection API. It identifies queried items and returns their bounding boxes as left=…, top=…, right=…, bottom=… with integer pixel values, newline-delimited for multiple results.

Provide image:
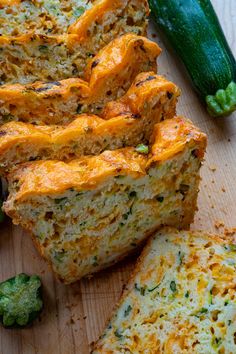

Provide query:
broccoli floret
left=0, top=273, right=43, bottom=327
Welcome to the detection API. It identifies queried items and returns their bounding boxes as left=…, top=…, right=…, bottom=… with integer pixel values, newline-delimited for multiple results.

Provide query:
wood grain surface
left=0, top=1, right=235, bottom=353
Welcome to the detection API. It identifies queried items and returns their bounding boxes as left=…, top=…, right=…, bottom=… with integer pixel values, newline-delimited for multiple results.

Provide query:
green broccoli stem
left=206, top=81, right=236, bottom=117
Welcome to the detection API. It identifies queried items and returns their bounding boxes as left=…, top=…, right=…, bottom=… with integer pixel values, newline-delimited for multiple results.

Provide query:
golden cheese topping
left=93, top=228, right=236, bottom=353
left=102, top=72, right=177, bottom=119
left=84, top=34, right=161, bottom=91
left=0, top=73, right=180, bottom=173
left=69, top=0, right=149, bottom=37
left=0, top=0, right=149, bottom=84
left=0, top=35, right=161, bottom=124
left=0, top=0, right=148, bottom=36
left=5, top=117, right=206, bottom=202
left=149, top=116, right=206, bottom=163
left=4, top=118, right=206, bottom=283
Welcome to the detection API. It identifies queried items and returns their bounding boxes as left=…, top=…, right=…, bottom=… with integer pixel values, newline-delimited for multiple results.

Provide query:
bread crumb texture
left=93, top=228, right=236, bottom=354
left=0, top=0, right=149, bottom=84
left=0, top=34, right=161, bottom=125
left=4, top=117, right=206, bottom=283
left=0, top=73, right=179, bottom=174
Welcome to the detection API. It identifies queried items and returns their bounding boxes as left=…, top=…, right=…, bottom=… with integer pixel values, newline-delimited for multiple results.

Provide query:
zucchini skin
left=149, top=0, right=236, bottom=116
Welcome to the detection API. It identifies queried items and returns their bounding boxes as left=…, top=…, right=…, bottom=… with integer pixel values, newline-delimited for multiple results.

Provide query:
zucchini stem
left=206, top=81, right=236, bottom=117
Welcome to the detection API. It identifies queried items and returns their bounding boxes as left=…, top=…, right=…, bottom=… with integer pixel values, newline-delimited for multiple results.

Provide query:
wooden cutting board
left=0, top=1, right=235, bottom=353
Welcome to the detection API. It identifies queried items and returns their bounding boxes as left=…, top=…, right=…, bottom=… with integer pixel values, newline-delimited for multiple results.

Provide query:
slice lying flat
left=0, top=34, right=161, bottom=125
left=3, top=117, right=206, bottom=283
left=93, top=228, right=236, bottom=353
left=0, top=0, right=149, bottom=84
left=0, top=73, right=180, bottom=174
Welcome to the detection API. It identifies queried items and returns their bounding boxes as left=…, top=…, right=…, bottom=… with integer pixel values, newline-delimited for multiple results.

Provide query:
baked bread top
left=0, top=34, right=161, bottom=125
left=0, top=0, right=148, bottom=36
left=0, top=0, right=149, bottom=84
left=5, top=117, right=206, bottom=202
left=0, top=73, right=180, bottom=174
left=93, top=228, right=236, bottom=353
left=3, top=117, right=206, bottom=283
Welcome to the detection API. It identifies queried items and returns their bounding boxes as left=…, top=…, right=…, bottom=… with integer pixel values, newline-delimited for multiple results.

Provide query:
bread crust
left=3, top=117, right=206, bottom=283
left=0, top=34, right=161, bottom=125
left=0, top=73, right=179, bottom=174
left=0, top=0, right=149, bottom=84
left=4, top=117, right=206, bottom=202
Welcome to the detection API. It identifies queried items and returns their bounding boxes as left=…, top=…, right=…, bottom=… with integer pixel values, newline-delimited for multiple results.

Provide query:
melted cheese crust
left=3, top=118, right=206, bottom=283
left=93, top=228, right=236, bottom=354
left=0, top=35, right=161, bottom=125
left=0, top=74, right=179, bottom=173
left=5, top=117, right=206, bottom=200
left=0, top=0, right=149, bottom=84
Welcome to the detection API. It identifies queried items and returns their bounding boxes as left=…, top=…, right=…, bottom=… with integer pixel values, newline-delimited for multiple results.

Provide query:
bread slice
left=0, top=0, right=148, bottom=37
left=0, top=74, right=180, bottom=174
left=4, top=117, right=206, bottom=283
left=0, top=0, right=149, bottom=84
left=93, top=228, right=236, bottom=354
left=0, top=0, right=93, bottom=36
left=0, top=35, right=161, bottom=125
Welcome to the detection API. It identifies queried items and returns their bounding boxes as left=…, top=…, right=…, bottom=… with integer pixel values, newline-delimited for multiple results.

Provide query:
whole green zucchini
left=149, top=0, right=236, bottom=117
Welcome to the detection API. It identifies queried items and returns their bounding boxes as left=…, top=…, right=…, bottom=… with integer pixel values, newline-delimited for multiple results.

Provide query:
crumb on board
left=209, top=165, right=217, bottom=172
left=211, top=205, right=215, bottom=209
left=211, top=179, right=215, bottom=184
left=214, top=220, right=225, bottom=229
left=224, top=227, right=236, bottom=236
left=221, top=187, right=226, bottom=192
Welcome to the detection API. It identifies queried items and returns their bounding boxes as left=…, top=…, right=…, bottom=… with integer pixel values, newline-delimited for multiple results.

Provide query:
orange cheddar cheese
left=4, top=117, right=207, bottom=283
left=0, top=73, right=180, bottom=174
left=0, top=34, right=161, bottom=125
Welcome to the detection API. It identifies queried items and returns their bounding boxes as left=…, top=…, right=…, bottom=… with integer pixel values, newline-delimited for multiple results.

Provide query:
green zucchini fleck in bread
left=3, top=117, right=206, bottom=283
left=93, top=228, right=236, bottom=353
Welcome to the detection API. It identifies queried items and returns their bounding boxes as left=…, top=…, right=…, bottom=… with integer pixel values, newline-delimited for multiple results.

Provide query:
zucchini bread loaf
left=0, top=74, right=180, bottom=174
left=0, top=35, right=161, bottom=125
left=0, top=0, right=93, bottom=36
left=93, top=228, right=236, bottom=354
left=0, top=0, right=149, bottom=84
left=4, top=117, right=206, bottom=283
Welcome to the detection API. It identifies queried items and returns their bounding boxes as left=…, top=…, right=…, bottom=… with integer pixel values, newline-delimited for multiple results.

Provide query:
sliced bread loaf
left=0, top=0, right=149, bottom=84
left=0, top=74, right=180, bottom=174
left=4, top=117, right=206, bottom=283
left=0, top=35, right=161, bottom=125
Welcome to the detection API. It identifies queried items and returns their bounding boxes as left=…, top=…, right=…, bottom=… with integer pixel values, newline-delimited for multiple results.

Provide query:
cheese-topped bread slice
left=0, top=74, right=180, bottom=174
left=0, top=0, right=149, bottom=84
left=4, top=117, right=206, bottom=283
left=93, top=228, right=236, bottom=354
left=0, top=35, right=161, bottom=125
left=0, top=0, right=93, bottom=36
